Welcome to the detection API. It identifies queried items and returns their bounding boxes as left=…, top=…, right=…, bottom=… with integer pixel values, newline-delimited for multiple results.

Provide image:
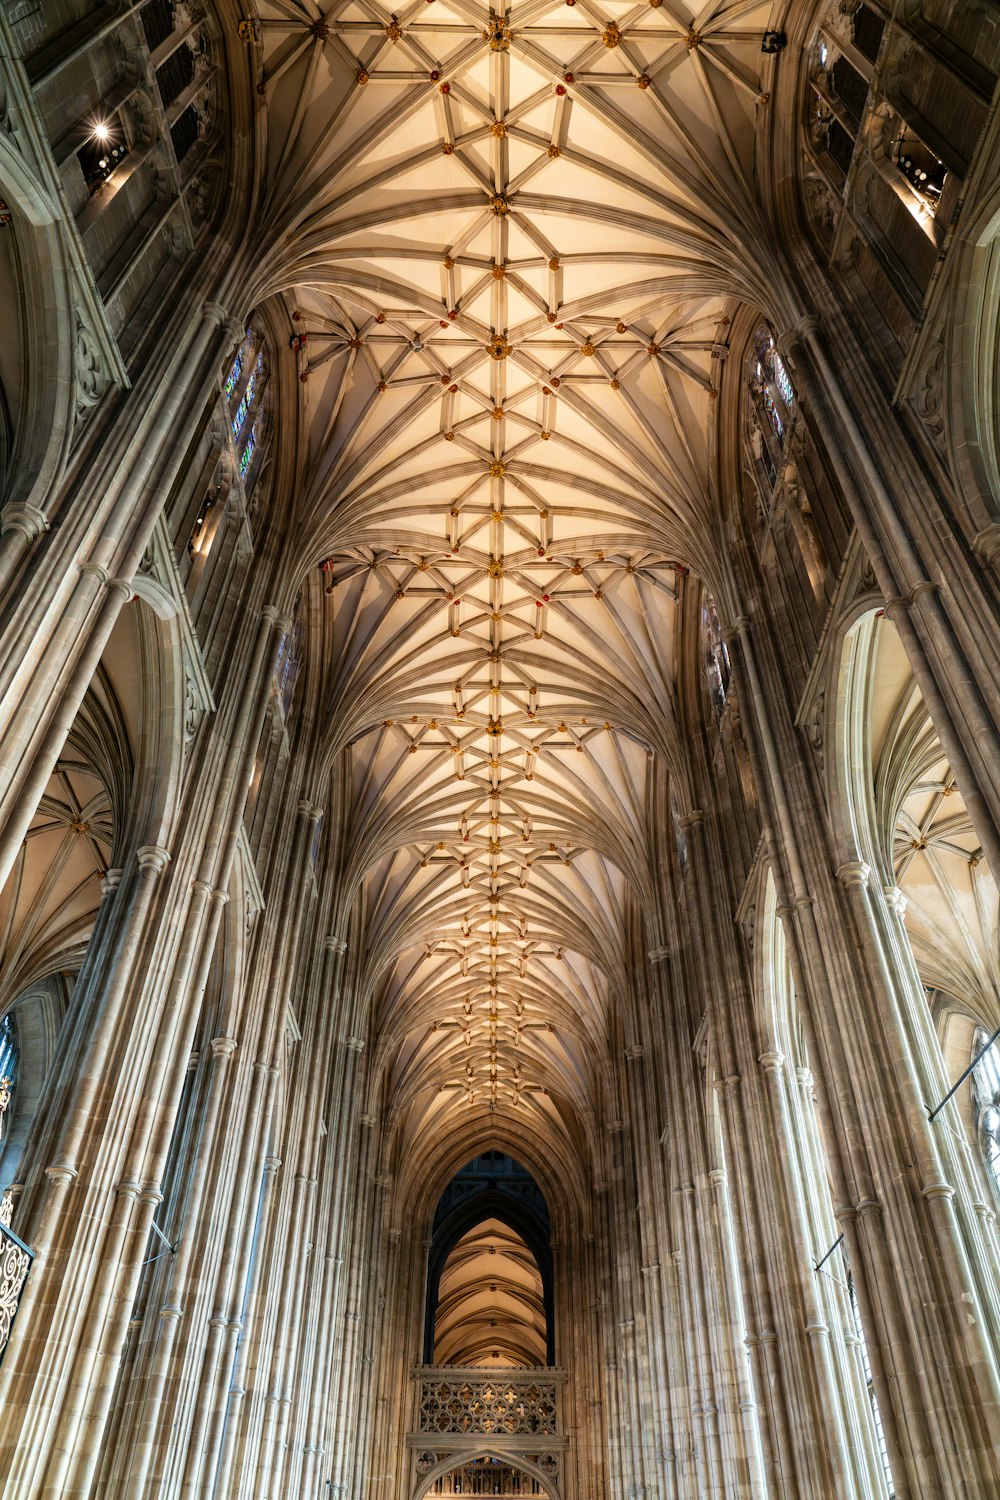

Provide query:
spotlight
left=92, top=121, right=110, bottom=141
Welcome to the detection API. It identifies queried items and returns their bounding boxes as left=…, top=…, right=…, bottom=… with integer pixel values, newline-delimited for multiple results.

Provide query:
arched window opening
left=275, top=601, right=304, bottom=720
left=971, top=1030, right=1000, bottom=1192
left=701, top=593, right=731, bottom=722
left=846, top=1259, right=896, bottom=1497
left=760, top=875, right=896, bottom=1497
left=225, top=325, right=272, bottom=502
left=671, top=793, right=688, bottom=879
left=748, top=325, right=795, bottom=479
left=425, top=1154, right=554, bottom=1368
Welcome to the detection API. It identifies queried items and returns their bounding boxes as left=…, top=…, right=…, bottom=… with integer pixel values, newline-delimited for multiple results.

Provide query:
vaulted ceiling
left=244, top=0, right=779, bottom=1182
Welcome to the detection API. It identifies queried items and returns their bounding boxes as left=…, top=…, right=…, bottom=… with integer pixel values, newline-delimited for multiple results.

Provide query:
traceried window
left=224, top=327, right=271, bottom=500
left=746, top=323, right=798, bottom=509
left=702, top=593, right=731, bottom=722
left=749, top=325, right=794, bottom=450
left=971, top=1029, right=1000, bottom=1191
left=275, top=602, right=304, bottom=719
left=224, top=351, right=243, bottom=399
left=231, top=365, right=258, bottom=438
left=846, top=1257, right=895, bottom=1497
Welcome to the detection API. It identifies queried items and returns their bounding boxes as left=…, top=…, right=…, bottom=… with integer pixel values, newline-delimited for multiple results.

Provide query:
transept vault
left=1, top=1, right=1000, bottom=1498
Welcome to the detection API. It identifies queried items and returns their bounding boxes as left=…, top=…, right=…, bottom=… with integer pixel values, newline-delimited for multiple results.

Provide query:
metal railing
left=0, top=1219, right=32, bottom=1366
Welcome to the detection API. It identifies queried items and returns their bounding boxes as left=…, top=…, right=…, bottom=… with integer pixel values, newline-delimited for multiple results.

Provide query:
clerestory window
left=225, top=328, right=271, bottom=500
left=971, top=1029, right=1000, bottom=1191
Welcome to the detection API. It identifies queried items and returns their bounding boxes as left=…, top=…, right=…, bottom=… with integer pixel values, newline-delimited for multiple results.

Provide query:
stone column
left=0, top=303, right=243, bottom=895
left=731, top=608, right=1000, bottom=1494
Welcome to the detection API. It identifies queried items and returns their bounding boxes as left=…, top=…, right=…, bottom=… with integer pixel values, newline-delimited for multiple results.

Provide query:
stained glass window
left=773, top=352, right=795, bottom=411
left=224, top=352, right=242, bottom=399
left=749, top=324, right=792, bottom=467
left=762, top=387, right=784, bottom=441
left=226, top=329, right=269, bottom=498
left=231, top=369, right=257, bottom=438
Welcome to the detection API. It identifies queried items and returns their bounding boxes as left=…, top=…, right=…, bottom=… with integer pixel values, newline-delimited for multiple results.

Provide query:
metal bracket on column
left=142, top=1218, right=179, bottom=1267
left=927, top=1025, right=1000, bottom=1121
left=812, top=1233, right=843, bottom=1272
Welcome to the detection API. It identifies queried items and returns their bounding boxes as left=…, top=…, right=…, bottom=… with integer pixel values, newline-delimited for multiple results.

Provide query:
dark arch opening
left=423, top=1152, right=555, bottom=1367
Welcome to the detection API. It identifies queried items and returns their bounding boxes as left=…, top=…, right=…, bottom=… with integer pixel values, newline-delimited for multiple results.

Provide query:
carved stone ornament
left=808, top=689, right=825, bottom=763
left=74, top=310, right=108, bottom=422
left=804, top=175, right=837, bottom=241
left=858, top=554, right=878, bottom=595
left=184, top=669, right=204, bottom=745
left=912, top=338, right=946, bottom=449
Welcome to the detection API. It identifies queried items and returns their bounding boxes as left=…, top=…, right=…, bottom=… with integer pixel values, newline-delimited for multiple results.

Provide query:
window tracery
left=702, top=594, right=731, bottom=722
left=225, top=328, right=271, bottom=501
left=971, top=1029, right=1000, bottom=1192
left=275, top=602, right=303, bottom=720
left=846, top=1257, right=895, bottom=1497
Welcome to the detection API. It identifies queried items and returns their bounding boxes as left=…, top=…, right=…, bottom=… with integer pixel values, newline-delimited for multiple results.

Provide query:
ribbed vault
left=243, top=0, right=778, bottom=1176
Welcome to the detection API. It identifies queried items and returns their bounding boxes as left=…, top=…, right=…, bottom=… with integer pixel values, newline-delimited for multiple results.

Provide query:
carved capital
left=261, top=604, right=292, bottom=632
left=211, top=1035, right=238, bottom=1058
left=1, top=502, right=48, bottom=543
left=973, top=523, right=1000, bottom=568
left=836, top=859, right=870, bottom=889
left=137, top=844, right=171, bottom=874
left=204, top=300, right=241, bottom=342
left=883, top=885, right=908, bottom=916
left=921, top=1180, right=956, bottom=1202
left=45, top=1163, right=78, bottom=1186
left=882, top=594, right=911, bottom=621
